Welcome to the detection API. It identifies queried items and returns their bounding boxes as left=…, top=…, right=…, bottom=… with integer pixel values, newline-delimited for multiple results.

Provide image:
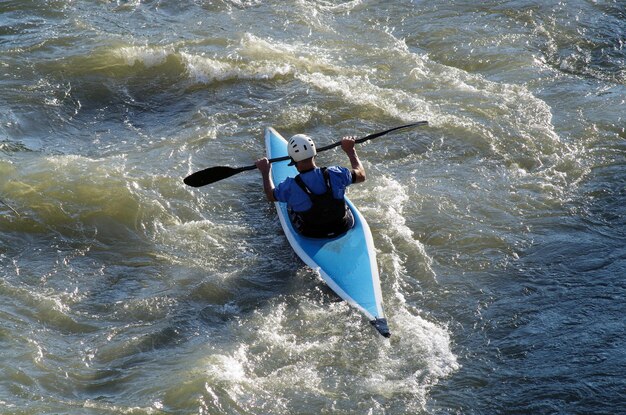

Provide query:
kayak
left=265, top=127, right=390, bottom=337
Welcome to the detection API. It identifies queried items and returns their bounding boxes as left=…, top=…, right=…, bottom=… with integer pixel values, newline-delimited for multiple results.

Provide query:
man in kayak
left=256, top=134, right=366, bottom=238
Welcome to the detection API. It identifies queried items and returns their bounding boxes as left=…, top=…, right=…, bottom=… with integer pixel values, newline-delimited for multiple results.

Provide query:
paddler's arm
left=341, top=136, right=366, bottom=183
left=255, top=157, right=277, bottom=202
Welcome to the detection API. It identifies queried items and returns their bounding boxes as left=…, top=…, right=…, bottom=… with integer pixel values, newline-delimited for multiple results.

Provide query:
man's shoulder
left=275, top=176, right=296, bottom=195
left=325, top=165, right=353, bottom=186
left=326, top=165, right=350, bottom=175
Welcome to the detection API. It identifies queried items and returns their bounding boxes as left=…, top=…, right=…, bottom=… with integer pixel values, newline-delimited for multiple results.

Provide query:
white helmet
left=288, top=134, right=316, bottom=165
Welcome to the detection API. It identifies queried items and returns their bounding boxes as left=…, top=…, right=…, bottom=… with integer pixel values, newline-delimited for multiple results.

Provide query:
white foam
left=317, top=0, right=364, bottom=13
left=364, top=308, right=459, bottom=410
left=115, top=46, right=174, bottom=68
left=197, top=295, right=458, bottom=413
left=181, top=51, right=293, bottom=84
left=206, top=346, right=249, bottom=384
left=178, top=33, right=350, bottom=85
left=360, top=175, right=436, bottom=281
left=297, top=72, right=433, bottom=122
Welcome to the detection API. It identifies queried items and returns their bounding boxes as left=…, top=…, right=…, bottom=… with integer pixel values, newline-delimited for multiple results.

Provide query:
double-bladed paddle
left=183, top=121, right=428, bottom=187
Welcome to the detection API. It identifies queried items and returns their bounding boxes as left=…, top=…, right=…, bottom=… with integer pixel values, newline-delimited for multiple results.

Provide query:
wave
left=53, top=44, right=186, bottom=79
left=190, top=295, right=458, bottom=414
left=44, top=38, right=303, bottom=91
left=34, top=31, right=574, bottom=195
left=229, top=31, right=564, bottom=163
left=181, top=51, right=293, bottom=84
left=113, top=45, right=175, bottom=68
left=0, top=154, right=176, bottom=239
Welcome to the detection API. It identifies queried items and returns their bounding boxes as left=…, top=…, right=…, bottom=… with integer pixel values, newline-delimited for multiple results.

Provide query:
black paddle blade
left=183, top=166, right=247, bottom=187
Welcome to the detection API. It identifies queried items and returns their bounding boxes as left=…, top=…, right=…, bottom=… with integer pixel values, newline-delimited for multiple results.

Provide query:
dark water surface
left=1, top=1, right=625, bottom=414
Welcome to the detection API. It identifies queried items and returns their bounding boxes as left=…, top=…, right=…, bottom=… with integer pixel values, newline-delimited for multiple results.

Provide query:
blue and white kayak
left=265, top=127, right=390, bottom=337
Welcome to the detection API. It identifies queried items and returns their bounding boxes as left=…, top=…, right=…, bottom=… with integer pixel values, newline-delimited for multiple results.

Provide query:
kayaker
left=256, top=134, right=366, bottom=238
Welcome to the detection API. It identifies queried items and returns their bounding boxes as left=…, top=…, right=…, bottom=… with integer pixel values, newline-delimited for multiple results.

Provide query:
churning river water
left=1, top=1, right=625, bottom=414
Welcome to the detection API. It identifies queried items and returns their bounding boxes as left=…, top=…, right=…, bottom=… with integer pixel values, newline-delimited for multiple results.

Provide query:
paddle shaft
left=183, top=121, right=428, bottom=186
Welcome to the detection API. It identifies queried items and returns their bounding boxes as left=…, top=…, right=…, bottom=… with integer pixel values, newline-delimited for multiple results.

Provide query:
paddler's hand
left=255, top=157, right=271, bottom=174
left=341, top=136, right=357, bottom=154
left=256, top=158, right=277, bottom=202
left=341, top=136, right=366, bottom=183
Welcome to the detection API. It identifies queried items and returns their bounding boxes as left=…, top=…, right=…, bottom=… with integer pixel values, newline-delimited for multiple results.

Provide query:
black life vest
left=289, top=168, right=354, bottom=238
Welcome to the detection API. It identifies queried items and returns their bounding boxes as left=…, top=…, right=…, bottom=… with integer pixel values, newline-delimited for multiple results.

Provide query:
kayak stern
left=370, top=318, right=391, bottom=338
